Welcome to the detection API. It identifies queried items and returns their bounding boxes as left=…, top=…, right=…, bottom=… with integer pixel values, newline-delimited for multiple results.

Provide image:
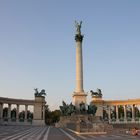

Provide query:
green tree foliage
left=51, top=110, right=61, bottom=123
left=45, top=105, right=61, bottom=125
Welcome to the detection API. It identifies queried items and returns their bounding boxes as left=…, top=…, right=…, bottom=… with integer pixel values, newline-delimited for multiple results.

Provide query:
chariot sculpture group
left=34, top=88, right=46, bottom=97
left=90, top=88, right=102, bottom=98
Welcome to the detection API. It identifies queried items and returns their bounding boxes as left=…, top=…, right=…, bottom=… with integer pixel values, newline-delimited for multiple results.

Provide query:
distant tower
left=73, top=21, right=87, bottom=109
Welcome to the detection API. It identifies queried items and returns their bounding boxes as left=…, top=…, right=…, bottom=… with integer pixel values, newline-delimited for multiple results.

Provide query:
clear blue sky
left=0, top=0, right=140, bottom=110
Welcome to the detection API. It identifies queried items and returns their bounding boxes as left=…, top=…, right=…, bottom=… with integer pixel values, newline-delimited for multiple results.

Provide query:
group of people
left=126, top=127, right=139, bottom=136
left=132, top=127, right=139, bottom=136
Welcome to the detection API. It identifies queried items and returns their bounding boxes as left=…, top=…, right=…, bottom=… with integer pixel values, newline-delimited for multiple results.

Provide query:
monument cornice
left=0, top=97, right=35, bottom=105
left=92, top=98, right=140, bottom=106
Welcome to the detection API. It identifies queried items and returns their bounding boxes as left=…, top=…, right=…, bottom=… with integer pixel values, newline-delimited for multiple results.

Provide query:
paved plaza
left=0, top=126, right=139, bottom=140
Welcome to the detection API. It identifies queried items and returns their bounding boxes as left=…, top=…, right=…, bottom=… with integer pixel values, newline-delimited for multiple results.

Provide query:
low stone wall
left=58, top=115, right=113, bottom=133
left=67, top=123, right=77, bottom=131
left=0, top=120, right=32, bottom=126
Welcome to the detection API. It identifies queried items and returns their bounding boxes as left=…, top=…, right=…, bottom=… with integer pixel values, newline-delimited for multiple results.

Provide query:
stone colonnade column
left=108, top=106, right=111, bottom=123
left=116, top=105, right=119, bottom=122
left=0, top=103, right=3, bottom=119
left=16, top=104, right=19, bottom=121
left=25, top=105, right=28, bottom=120
left=131, top=104, right=135, bottom=122
left=8, top=104, right=11, bottom=120
left=123, top=105, right=127, bottom=122
left=107, top=103, right=140, bottom=124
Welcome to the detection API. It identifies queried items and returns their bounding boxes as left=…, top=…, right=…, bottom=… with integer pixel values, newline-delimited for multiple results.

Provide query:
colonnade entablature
left=91, top=98, right=140, bottom=124
left=0, top=96, right=46, bottom=126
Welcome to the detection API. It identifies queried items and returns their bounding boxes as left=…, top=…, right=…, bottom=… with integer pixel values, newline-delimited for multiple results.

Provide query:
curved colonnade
left=0, top=96, right=46, bottom=126
left=92, top=97, right=140, bottom=124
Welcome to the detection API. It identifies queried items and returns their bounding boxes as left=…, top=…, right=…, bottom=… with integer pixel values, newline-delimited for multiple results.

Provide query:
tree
left=51, top=110, right=61, bottom=123
left=45, top=105, right=52, bottom=125
left=45, top=104, right=61, bottom=125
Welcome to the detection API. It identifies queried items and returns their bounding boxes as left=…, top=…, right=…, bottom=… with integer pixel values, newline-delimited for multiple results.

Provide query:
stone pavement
left=0, top=126, right=139, bottom=140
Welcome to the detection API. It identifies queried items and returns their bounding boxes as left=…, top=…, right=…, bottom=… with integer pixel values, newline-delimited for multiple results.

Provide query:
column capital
left=75, top=34, right=84, bottom=42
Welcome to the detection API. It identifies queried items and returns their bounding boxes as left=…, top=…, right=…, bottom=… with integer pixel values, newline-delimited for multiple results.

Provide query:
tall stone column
left=75, top=39, right=84, bottom=93
left=73, top=21, right=87, bottom=109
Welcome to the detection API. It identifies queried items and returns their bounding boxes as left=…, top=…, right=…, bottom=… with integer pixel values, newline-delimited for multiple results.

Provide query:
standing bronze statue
left=75, top=20, right=82, bottom=35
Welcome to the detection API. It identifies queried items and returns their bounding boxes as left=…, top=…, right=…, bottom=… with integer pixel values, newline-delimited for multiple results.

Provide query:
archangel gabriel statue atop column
left=75, top=20, right=82, bottom=35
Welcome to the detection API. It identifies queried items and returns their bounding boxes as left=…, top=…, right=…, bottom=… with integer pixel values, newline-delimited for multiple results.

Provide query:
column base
left=123, top=118, right=127, bottom=123
left=116, top=119, right=119, bottom=123
left=131, top=118, right=135, bottom=123
left=72, top=91, right=87, bottom=110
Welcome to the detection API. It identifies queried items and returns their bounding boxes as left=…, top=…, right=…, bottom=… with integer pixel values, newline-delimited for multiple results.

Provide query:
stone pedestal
left=73, top=92, right=87, bottom=110
left=33, top=96, right=46, bottom=126
left=95, top=105, right=103, bottom=117
left=58, top=114, right=112, bottom=133
left=91, top=97, right=103, bottom=117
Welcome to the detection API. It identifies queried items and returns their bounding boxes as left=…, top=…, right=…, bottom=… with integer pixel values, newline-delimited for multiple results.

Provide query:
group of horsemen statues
left=60, top=89, right=102, bottom=116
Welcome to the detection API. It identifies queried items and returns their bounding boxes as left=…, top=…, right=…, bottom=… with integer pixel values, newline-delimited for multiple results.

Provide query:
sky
left=0, top=0, right=140, bottom=110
